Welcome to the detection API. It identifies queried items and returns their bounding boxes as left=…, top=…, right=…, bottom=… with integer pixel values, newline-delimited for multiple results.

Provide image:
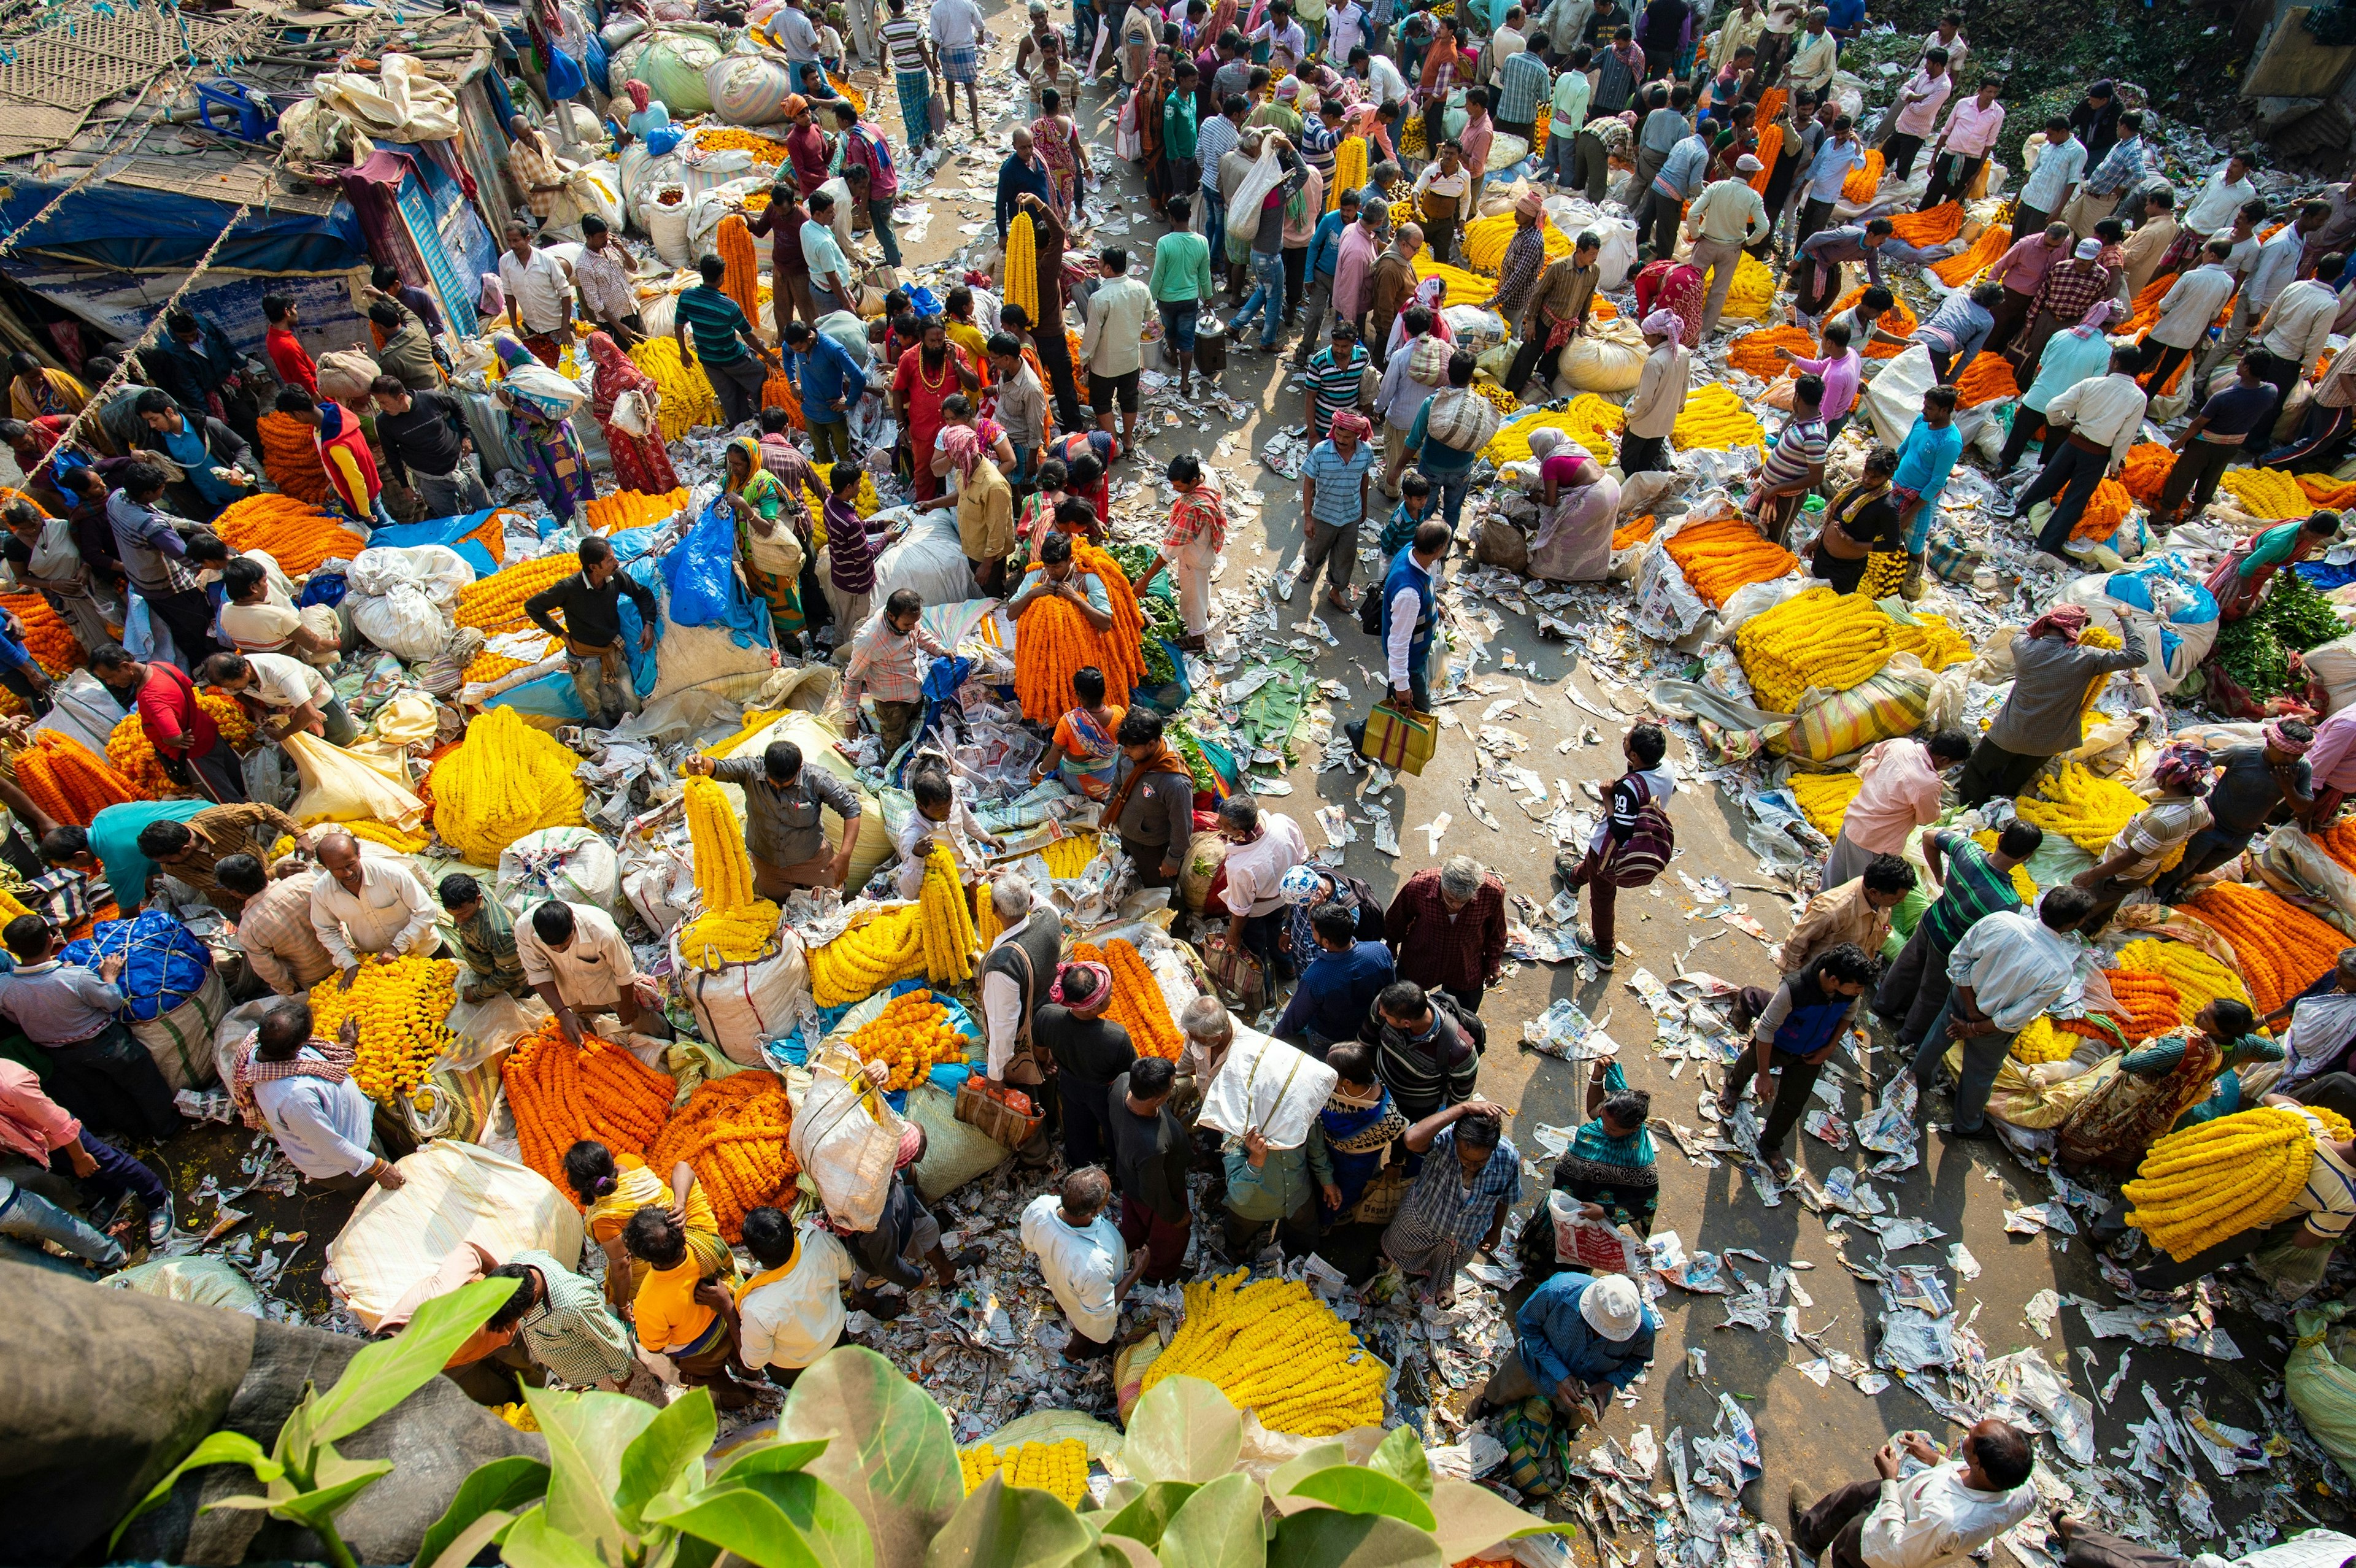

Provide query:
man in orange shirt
left=623, top=1204, right=760, bottom=1409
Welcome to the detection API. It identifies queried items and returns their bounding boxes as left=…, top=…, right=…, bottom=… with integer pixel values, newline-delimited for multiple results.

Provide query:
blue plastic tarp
left=366, top=510, right=509, bottom=579
left=653, top=499, right=772, bottom=653
left=0, top=173, right=369, bottom=274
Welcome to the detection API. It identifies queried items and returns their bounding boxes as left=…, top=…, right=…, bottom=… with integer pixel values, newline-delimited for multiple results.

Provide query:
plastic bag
left=285, top=730, right=428, bottom=828
left=498, top=826, right=625, bottom=917
left=348, top=542, right=465, bottom=659
left=1195, top=1022, right=1337, bottom=1150
left=1557, top=315, right=1647, bottom=392
left=101, top=1256, right=262, bottom=1316
left=62, top=912, right=208, bottom=1023
left=1777, top=659, right=1934, bottom=762
left=790, top=1040, right=907, bottom=1229
left=2293, top=1304, right=2356, bottom=1482
left=665, top=493, right=758, bottom=626
left=873, top=508, right=981, bottom=606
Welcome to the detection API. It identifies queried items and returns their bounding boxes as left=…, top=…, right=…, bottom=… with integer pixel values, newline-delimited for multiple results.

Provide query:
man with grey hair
left=1384, top=855, right=1509, bottom=1015
left=980, top=872, right=1063, bottom=1163
left=1020, top=1166, right=1145, bottom=1360
left=1785, top=7, right=1839, bottom=98
left=1383, top=1096, right=1518, bottom=1304
left=1174, top=995, right=1234, bottom=1123
left=1215, top=796, right=1310, bottom=985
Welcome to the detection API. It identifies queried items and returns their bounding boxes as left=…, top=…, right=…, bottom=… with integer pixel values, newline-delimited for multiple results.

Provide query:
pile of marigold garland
left=1139, top=1271, right=1386, bottom=1436
left=646, top=1070, right=799, bottom=1241
left=847, top=988, right=971, bottom=1090
left=307, top=956, right=460, bottom=1106
left=504, top=1021, right=678, bottom=1193
left=428, top=706, right=587, bottom=864
left=961, top=1440, right=1088, bottom=1507
left=2125, top=1105, right=2354, bottom=1260
left=677, top=775, right=780, bottom=969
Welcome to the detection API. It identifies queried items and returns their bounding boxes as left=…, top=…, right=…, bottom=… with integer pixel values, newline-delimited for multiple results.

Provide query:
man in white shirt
left=2180, top=152, right=2259, bottom=242
left=1215, top=794, right=1309, bottom=982
left=2139, top=240, right=2239, bottom=396
left=927, top=0, right=987, bottom=131
left=309, top=831, right=440, bottom=985
left=2254, top=258, right=2347, bottom=423
left=1684, top=158, right=1770, bottom=336
left=1912, top=886, right=2095, bottom=1137
left=1787, top=1420, right=2037, bottom=1568
left=517, top=899, right=661, bottom=1047
left=201, top=650, right=357, bottom=747
left=1618, top=310, right=1692, bottom=475
left=1357, top=46, right=1409, bottom=110
left=1784, top=8, right=1838, bottom=98
left=243, top=1001, right=407, bottom=1193
left=1080, top=244, right=1153, bottom=452
left=728, top=1204, right=853, bottom=1383
left=1020, top=1167, right=1145, bottom=1359
left=2004, top=343, right=2150, bottom=560
left=497, top=220, right=576, bottom=352
left=2203, top=201, right=2328, bottom=380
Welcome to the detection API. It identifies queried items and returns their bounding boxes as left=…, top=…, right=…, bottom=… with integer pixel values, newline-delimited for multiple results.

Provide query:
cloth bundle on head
left=895, top=1121, right=925, bottom=1168
left=936, top=422, right=984, bottom=483
left=1641, top=307, right=1682, bottom=339
left=479, top=273, right=507, bottom=320
left=2025, top=605, right=2092, bottom=643
left=625, top=79, right=651, bottom=111
left=1276, top=75, right=1299, bottom=98
left=783, top=93, right=809, bottom=118
left=1329, top=410, right=1373, bottom=442
left=1052, top=959, right=1114, bottom=1006
left=2153, top=744, right=2214, bottom=796
left=1514, top=188, right=1546, bottom=218
left=2266, top=719, right=2314, bottom=757
left=2073, top=298, right=2119, bottom=333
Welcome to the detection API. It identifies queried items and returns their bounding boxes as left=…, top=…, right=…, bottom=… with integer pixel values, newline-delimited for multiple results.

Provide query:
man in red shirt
left=782, top=95, right=834, bottom=198
left=743, top=180, right=817, bottom=338
left=89, top=642, right=247, bottom=802
left=263, top=293, right=317, bottom=396
left=830, top=101, right=903, bottom=269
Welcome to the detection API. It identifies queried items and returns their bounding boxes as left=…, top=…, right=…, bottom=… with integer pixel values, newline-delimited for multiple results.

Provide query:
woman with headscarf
left=1631, top=258, right=1704, bottom=347
left=940, top=422, right=1016, bottom=592
left=620, top=79, right=672, bottom=144
left=583, top=332, right=680, bottom=498
left=1032, top=86, right=1089, bottom=220
left=1032, top=663, right=1128, bottom=799
left=1523, top=428, right=1620, bottom=583
left=724, top=434, right=806, bottom=653
left=2055, top=1001, right=2270, bottom=1172
left=1319, top=1042, right=1407, bottom=1223
left=1808, top=444, right=1903, bottom=595
left=2206, top=509, right=2342, bottom=623
left=7, top=353, right=88, bottom=425
left=491, top=333, right=595, bottom=525
left=1518, top=1057, right=1658, bottom=1278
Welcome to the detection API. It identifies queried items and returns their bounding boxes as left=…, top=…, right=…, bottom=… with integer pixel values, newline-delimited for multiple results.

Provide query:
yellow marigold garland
left=1790, top=770, right=1861, bottom=837
left=457, top=555, right=583, bottom=634
left=343, top=820, right=429, bottom=854
left=677, top=775, right=782, bottom=970
left=1459, top=212, right=1573, bottom=277
left=2011, top=1015, right=2081, bottom=1066
left=1328, top=137, right=1368, bottom=214
left=919, top=841, right=979, bottom=982
left=629, top=335, right=725, bottom=440
left=2124, top=1106, right=2345, bottom=1260
left=307, top=956, right=460, bottom=1107
left=104, top=715, right=175, bottom=797
left=1672, top=383, right=1765, bottom=451
left=807, top=904, right=929, bottom=1006
left=1968, top=829, right=2041, bottom=903
left=1039, top=832, right=1099, bottom=880
left=2013, top=763, right=2150, bottom=855
left=2117, top=939, right=2253, bottom=1021
left=1140, top=1270, right=1387, bottom=1436
left=2219, top=466, right=2313, bottom=520
left=847, top=987, right=971, bottom=1090
left=1484, top=395, right=1625, bottom=465
left=1735, top=586, right=1895, bottom=710
left=1004, top=213, right=1042, bottom=332
left=427, top=705, right=587, bottom=865
left=961, top=1440, right=1088, bottom=1507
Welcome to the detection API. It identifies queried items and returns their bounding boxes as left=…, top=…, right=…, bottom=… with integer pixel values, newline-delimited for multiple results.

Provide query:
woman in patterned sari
left=2056, top=1001, right=2266, bottom=1172
left=491, top=333, right=595, bottom=524
left=1033, top=664, right=1127, bottom=799
left=563, top=1140, right=735, bottom=1310
left=1518, top=1059, right=1657, bottom=1280
left=1032, top=86, right=1089, bottom=220
left=724, top=434, right=806, bottom=654
left=583, top=331, right=680, bottom=498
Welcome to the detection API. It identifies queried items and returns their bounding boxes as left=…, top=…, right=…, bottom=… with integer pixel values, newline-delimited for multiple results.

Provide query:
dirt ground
left=32, top=1, right=2344, bottom=1557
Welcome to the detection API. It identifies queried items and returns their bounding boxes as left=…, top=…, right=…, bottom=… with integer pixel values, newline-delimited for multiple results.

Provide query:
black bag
left=1358, top=578, right=1382, bottom=636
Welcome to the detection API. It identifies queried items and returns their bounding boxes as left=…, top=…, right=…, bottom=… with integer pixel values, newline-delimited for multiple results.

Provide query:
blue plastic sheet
left=297, top=572, right=349, bottom=609
left=61, top=912, right=212, bottom=1022
left=367, top=509, right=511, bottom=580
left=2297, top=561, right=2356, bottom=594
left=651, top=499, right=772, bottom=652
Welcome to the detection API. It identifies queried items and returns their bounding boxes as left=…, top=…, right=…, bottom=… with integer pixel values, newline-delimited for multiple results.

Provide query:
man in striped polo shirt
left=1302, top=319, right=1368, bottom=444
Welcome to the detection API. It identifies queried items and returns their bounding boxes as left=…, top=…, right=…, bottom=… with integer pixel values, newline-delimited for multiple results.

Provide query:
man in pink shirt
left=1822, top=730, right=1973, bottom=886
left=2306, top=707, right=2356, bottom=821
left=1984, top=221, right=2073, bottom=361
left=0, top=1058, right=172, bottom=1259
left=1880, top=50, right=1953, bottom=183
left=1920, top=79, right=2006, bottom=213
left=1333, top=206, right=1385, bottom=342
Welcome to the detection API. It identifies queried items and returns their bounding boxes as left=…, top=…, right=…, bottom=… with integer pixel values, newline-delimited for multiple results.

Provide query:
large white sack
left=1861, top=343, right=1939, bottom=448
left=2055, top=555, right=2220, bottom=696
left=873, top=508, right=978, bottom=605
left=1557, top=315, right=1647, bottom=393
left=321, top=1140, right=584, bottom=1330
left=498, top=826, right=625, bottom=917
left=790, top=1042, right=906, bottom=1229
left=2307, top=632, right=2356, bottom=714
left=1195, top=1022, right=1338, bottom=1150
left=671, top=923, right=812, bottom=1066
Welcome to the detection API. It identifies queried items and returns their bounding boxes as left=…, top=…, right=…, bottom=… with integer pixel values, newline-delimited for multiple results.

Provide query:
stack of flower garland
left=2116, top=940, right=2252, bottom=1019
left=1734, top=588, right=1896, bottom=711
left=627, top=336, right=725, bottom=440
left=1013, top=545, right=1148, bottom=722
left=1888, top=203, right=1963, bottom=247
left=213, top=494, right=368, bottom=575
left=345, top=820, right=430, bottom=854
left=677, top=775, right=781, bottom=970
left=960, top=1440, right=1088, bottom=1507
left=1327, top=136, right=1368, bottom=213
left=2116, top=444, right=2177, bottom=505
left=1069, top=938, right=1183, bottom=1059
left=1039, top=833, right=1099, bottom=880
left=0, top=591, right=80, bottom=675
left=1483, top=396, right=1625, bottom=464
left=646, top=1070, right=799, bottom=1241
left=808, top=904, right=930, bottom=1007
left=427, top=706, right=588, bottom=864
left=2095, top=969, right=2185, bottom=1043
left=584, top=488, right=689, bottom=535
left=307, top=956, right=460, bottom=1107
left=1930, top=224, right=2010, bottom=287
left=1884, top=613, right=1974, bottom=669
left=1950, top=353, right=2019, bottom=409
left=2182, top=883, right=2345, bottom=1014
left=2012, top=764, right=2149, bottom=854
left=2124, top=1104, right=2354, bottom=1260
left=13, top=731, right=145, bottom=824
left=1841, top=150, right=1885, bottom=203
left=847, top=988, right=971, bottom=1090
left=1004, top=212, right=1042, bottom=328
left=2010, top=1015, right=2083, bottom=1066
left=1790, top=771, right=1861, bottom=837
left=1720, top=252, right=1778, bottom=320
left=1139, top=1271, right=1387, bottom=1435
left=1726, top=325, right=1817, bottom=380
left=918, top=842, right=979, bottom=982
left=2219, top=467, right=2314, bottom=520
left=1669, top=383, right=1766, bottom=450
left=1661, top=517, right=1798, bottom=607
left=503, top=1021, right=678, bottom=1194
left=716, top=215, right=763, bottom=326
left=456, top=555, right=583, bottom=634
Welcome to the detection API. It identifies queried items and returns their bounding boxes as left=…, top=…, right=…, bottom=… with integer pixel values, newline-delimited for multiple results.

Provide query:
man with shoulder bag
left=971, top=873, right=1064, bottom=1164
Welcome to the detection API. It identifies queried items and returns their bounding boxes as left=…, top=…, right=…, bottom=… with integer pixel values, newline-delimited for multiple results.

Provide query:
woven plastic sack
left=62, top=912, right=208, bottom=1023
left=671, top=924, right=809, bottom=1067
left=615, top=26, right=725, bottom=113
left=706, top=44, right=800, bottom=124
left=101, top=1256, right=262, bottom=1316
left=790, top=1040, right=906, bottom=1230
left=498, top=826, right=624, bottom=917
left=1774, top=660, right=1933, bottom=763
left=2057, top=556, right=2219, bottom=696
left=133, top=969, right=228, bottom=1093
left=644, top=184, right=695, bottom=264
left=321, top=1140, right=584, bottom=1330
left=1179, top=829, right=1228, bottom=914
left=2292, top=1304, right=2356, bottom=1481
left=1556, top=315, right=1646, bottom=393
left=906, top=1082, right=1009, bottom=1202
left=285, top=730, right=428, bottom=828
left=1195, top=1022, right=1337, bottom=1150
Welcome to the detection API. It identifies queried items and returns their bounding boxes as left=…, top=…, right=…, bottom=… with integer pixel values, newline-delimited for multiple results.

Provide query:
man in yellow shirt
left=623, top=1204, right=756, bottom=1409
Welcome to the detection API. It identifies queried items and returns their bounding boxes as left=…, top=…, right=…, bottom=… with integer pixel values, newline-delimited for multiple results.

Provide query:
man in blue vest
left=1349, top=521, right=1448, bottom=766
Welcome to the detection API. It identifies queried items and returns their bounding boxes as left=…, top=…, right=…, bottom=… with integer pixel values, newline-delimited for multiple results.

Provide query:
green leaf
left=109, top=1430, right=282, bottom=1549
left=1426, top=1479, right=1562, bottom=1565
left=922, top=1474, right=1100, bottom=1568
left=307, top=1279, right=520, bottom=1445
left=1086, top=1478, right=1145, bottom=1517
left=1268, top=1510, right=1445, bottom=1568
left=1095, top=1539, right=1161, bottom=1568
left=1284, top=1469, right=1438, bottom=1532
left=778, top=1347, right=963, bottom=1567
left=528, top=1387, right=661, bottom=1561
left=1366, top=1428, right=1432, bottom=1501
left=501, top=1504, right=614, bottom=1568
left=1099, top=1480, right=1198, bottom=1547
left=264, top=1459, right=395, bottom=1535
left=618, top=1388, right=718, bottom=1531
left=714, top=1438, right=834, bottom=1482
left=416, top=1456, right=552, bottom=1568
left=423, top=1507, right=519, bottom=1568
left=646, top=1471, right=872, bottom=1568
left=1157, top=1472, right=1268, bottom=1568
left=1122, top=1377, right=1243, bottom=1486
left=1266, top=1442, right=1348, bottom=1501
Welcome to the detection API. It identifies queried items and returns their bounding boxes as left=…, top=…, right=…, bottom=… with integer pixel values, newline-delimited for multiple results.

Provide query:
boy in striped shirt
left=1303, top=320, right=1368, bottom=442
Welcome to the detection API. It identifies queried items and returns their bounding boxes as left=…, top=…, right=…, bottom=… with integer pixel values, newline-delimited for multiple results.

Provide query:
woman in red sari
left=1631, top=259, right=1706, bottom=347
left=583, top=332, right=680, bottom=497
left=890, top=319, right=981, bottom=504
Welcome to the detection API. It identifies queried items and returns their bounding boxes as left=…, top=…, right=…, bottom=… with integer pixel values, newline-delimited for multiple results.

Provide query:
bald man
left=308, top=831, right=440, bottom=986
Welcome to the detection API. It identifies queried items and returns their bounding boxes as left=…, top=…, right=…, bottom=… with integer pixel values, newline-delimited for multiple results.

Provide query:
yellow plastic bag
left=285, top=730, right=428, bottom=829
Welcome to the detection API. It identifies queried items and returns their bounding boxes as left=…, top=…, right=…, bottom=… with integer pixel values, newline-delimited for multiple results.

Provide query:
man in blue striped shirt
left=1639, top=126, right=1713, bottom=261
left=1493, top=36, right=1553, bottom=143
left=1302, top=320, right=1369, bottom=442
left=1296, top=412, right=1377, bottom=610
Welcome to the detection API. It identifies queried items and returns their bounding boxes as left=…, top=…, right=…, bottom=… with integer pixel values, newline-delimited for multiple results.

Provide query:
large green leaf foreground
left=133, top=1330, right=1560, bottom=1568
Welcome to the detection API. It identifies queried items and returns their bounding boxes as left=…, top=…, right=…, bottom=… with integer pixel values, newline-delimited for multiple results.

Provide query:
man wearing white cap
left=1683, top=155, right=1771, bottom=338
left=1469, top=1269, right=1657, bottom=1428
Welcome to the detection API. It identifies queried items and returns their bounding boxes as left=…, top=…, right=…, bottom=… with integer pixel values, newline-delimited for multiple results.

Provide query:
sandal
left=1763, top=1153, right=1794, bottom=1185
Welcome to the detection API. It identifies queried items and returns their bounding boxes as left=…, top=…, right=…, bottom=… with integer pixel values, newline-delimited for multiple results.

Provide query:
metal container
left=1193, top=320, right=1228, bottom=374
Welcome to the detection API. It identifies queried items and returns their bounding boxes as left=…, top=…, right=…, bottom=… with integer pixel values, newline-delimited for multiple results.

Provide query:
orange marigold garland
left=1611, top=513, right=1658, bottom=550
left=1726, top=325, right=1817, bottom=380
left=761, top=369, right=808, bottom=431
left=2100, top=969, right=2185, bottom=1043
left=2119, top=444, right=2177, bottom=506
left=1748, top=123, right=1782, bottom=193
left=1841, top=150, right=1885, bottom=204
left=1071, top=937, right=1185, bottom=1060
left=1951, top=352, right=2019, bottom=409
left=502, top=1021, right=678, bottom=1196
left=717, top=214, right=764, bottom=330
left=2067, top=479, right=2134, bottom=544
left=1887, top=202, right=1963, bottom=248
left=1014, top=544, right=1149, bottom=722
left=1663, top=516, right=1800, bottom=606
left=15, top=731, right=145, bottom=824
left=1930, top=222, right=2011, bottom=288
left=0, top=591, right=81, bottom=676
left=212, top=494, right=368, bottom=575
left=2181, top=883, right=2345, bottom=1015
left=1832, top=287, right=1917, bottom=360
left=646, top=1071, right=801, bottom=1242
